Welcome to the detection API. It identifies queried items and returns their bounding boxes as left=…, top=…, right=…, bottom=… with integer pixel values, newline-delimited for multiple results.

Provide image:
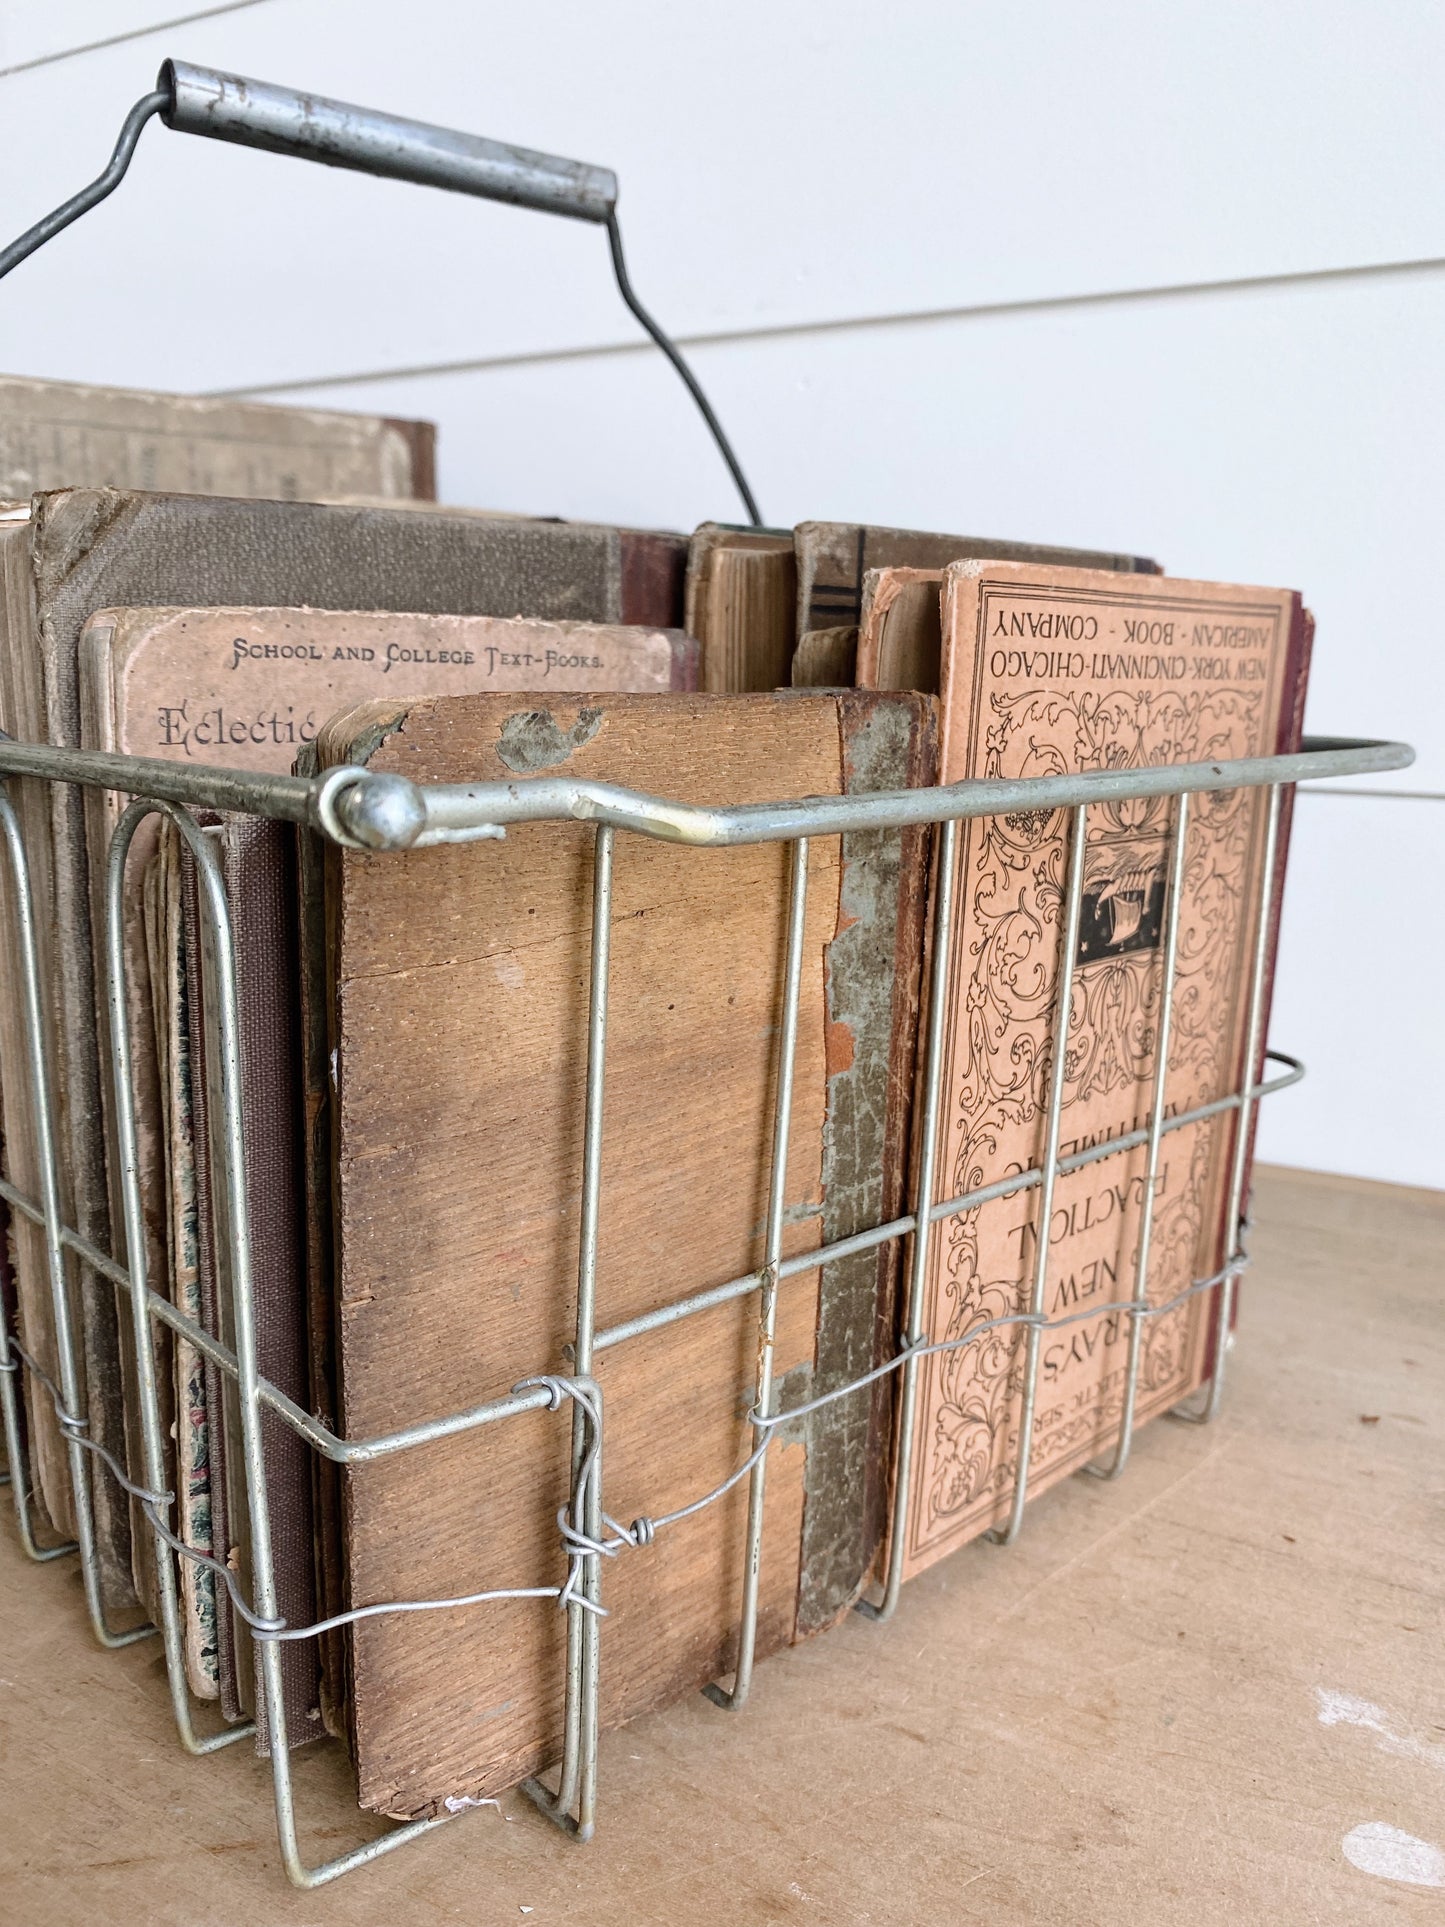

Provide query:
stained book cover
left=78, top=600, right=700, bottom=1740
left=893, top=562, right=1311, bottom=1576
left=0, top=372, right=435, bottom=502
left=315, top=688, right=935, bottom=1817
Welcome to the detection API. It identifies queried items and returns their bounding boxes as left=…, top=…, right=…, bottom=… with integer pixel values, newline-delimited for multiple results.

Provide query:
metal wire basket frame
left=0, top=730, right=1413, bottom=1888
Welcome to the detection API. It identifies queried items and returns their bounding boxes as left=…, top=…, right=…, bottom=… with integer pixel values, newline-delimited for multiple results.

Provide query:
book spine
left=620, top=531, right=688, bottom=628
left=1213, top=601, right=1315, bottom=1357
left=667, top=633, right=701, bottom=691
left=179, top=838, right=247, bottom=1725
left=221, top=819, right=324, bottom=1755
left=295, top=742, right=351, bottom=1746
left=797, top=690, right=938, bottom=1632
left=383, top=418, right=437, bottom=501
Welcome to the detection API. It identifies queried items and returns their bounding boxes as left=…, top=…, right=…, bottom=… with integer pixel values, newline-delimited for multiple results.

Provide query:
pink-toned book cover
left=900, top=561, right=1310, bottom=1575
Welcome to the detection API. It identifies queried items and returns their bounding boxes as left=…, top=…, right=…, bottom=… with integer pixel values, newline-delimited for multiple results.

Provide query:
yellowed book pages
left=897, top=561, right=1311, bottom=1576
left=684, top=525, right=796, bottom=690
left=144, top=825, right=220, bottom=1697
left=855, top=567, right=945, bottom=693
left=789, top=625, right=858, bottom=687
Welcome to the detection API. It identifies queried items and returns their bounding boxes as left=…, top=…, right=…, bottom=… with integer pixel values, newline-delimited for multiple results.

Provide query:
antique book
left=854, top=566, right=947, bottom=693
left=144, top=823, right=219, bottom=1695
left=0, top=487, right=690, bottom=1621
left=0, top=1132, right=40, bottom=1519
left=0, top=504, right=97, bottom=1566
left=0, top=373, right=435, bottom=501
left=793, top=521, right=1160, bottom=665
left=790, top=626, right=859, bottom=688
left=618, top=528, right=688, bottom=630
left=865, top=561, right=1312, bottom=1577
left=78, top=603, right=698, bottom=1732
left=313, top=503, right=688, bottom=630
left=314, top=687, right=936, bottom=1816
left=684, top=525, right=797, bottom=690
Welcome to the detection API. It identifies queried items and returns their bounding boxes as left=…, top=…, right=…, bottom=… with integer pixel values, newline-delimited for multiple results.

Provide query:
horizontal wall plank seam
left=0, top=0, right=275, bottom=82
left=1297, top=787, right=1443, bottom=802
left=211, top=250, right=1445, bottom=400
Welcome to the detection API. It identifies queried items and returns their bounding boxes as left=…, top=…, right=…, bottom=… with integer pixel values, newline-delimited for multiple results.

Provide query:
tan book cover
left=0, top=373, right=434, bottom=501
left=878, top=561, right=1312, bottom=1576
left=316, top=687, right=936, bottom=1817
left=82, top=605, right=696, bottom=767
left=77, top=604, right=699, bottom=1722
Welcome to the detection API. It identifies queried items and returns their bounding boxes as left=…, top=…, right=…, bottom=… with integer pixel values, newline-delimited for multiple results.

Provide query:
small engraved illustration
left=1075, top=834, right=1167, bottom=965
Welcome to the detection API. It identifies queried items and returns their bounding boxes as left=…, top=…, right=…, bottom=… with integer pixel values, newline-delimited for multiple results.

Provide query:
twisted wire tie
left=0, top=1257, right=1245, bottom=1642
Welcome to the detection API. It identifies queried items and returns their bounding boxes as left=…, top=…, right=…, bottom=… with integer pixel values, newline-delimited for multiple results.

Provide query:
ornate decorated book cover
left=902, top=562, right=1310, bottom=1577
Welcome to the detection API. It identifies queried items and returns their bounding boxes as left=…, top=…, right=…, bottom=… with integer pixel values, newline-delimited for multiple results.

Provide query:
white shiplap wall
left=0, top=0, right=1438, bottom=1186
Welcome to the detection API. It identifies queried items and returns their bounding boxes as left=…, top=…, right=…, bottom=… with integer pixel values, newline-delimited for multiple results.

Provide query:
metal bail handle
left=0, top=57, right=763, bottom=524
left=159, top=59, right=619, bottom=223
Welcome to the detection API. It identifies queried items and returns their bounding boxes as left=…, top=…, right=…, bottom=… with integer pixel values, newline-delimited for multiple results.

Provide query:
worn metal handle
left=0, top=59, right=761, bottom=520
left=159, top=59, right=618, bottom=222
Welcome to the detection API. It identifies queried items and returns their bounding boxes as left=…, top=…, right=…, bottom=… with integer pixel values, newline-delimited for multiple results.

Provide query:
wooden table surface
left=2, top=1164, right=1441, bottom=1924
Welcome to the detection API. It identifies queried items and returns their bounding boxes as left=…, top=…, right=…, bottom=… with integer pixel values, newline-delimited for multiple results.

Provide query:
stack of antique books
left=0, top=371, right=1311, bottom=1817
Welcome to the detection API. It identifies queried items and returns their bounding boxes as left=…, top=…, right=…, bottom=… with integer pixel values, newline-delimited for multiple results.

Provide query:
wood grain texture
left=3, top=1167, right=1440, bottom=1926
left=321, top=691, right=910, bottom=1817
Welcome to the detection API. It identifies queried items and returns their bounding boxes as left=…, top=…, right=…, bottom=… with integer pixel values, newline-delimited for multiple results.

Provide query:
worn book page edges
left=684, top=525, right=797, bottom=691
left=855, top=568, right=946, bottom=695
left=790, top=626, right=859, bottom=689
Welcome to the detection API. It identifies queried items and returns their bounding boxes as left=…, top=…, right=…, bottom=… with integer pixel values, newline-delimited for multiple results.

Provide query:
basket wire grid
left=0, top=730, right=1413, bottom=1888
left=0, top=51, right=1418, bottom=1896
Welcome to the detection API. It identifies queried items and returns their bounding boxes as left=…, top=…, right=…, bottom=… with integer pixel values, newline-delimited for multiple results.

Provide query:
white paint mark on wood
left=1316, top=1688, right=1445, bottom=1771
left=1342, top=1822, right=1445, bottom=1887
left=492, top=951, right=526, bottom=990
